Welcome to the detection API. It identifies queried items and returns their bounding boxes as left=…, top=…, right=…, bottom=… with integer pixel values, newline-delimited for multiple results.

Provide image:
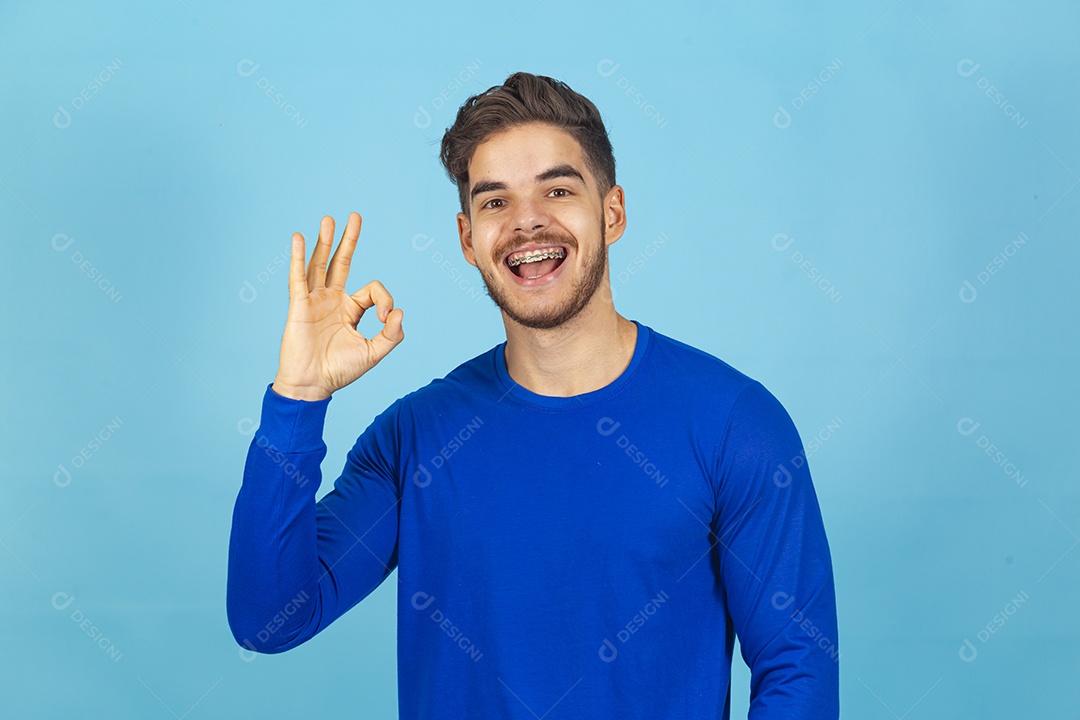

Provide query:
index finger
left=325, top=212, right=362, bottom=291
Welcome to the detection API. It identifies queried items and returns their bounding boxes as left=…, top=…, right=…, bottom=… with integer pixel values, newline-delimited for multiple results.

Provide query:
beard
left=475, top=218, right=608, bottom=330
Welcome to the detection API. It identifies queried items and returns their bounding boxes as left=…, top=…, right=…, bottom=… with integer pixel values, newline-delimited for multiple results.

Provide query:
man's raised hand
left=271, top=212, right=404, bottom=401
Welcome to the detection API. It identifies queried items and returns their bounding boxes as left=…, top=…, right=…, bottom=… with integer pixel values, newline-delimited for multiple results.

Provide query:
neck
left=501, top=287, right=638, bottom=397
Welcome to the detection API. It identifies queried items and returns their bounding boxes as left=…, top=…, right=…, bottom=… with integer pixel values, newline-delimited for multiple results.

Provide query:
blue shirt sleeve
left=712, top=381, right=840, bottom=718
left=226, top=382, right=401, bottom=654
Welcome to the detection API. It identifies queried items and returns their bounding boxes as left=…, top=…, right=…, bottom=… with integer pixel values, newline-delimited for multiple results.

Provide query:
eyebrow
left=470, top=163, right=587, bottom=203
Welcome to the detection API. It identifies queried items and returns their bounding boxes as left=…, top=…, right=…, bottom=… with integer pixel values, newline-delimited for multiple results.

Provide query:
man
left=228, top=71, right=839, bottom=719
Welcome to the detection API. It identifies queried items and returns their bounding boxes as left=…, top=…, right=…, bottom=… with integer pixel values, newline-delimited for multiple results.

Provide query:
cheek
left=564, top=210, right=599, bottom=238
left=471, top=225, right=502, bottom=256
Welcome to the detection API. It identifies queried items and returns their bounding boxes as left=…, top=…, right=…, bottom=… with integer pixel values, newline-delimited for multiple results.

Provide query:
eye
left=550, top=188, right=571, bottom=198
left=481, top=198, right=505, bottom=210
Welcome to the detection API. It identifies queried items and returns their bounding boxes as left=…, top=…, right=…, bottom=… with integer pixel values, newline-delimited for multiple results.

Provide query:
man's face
left=456, top=122, right=625, bottom=330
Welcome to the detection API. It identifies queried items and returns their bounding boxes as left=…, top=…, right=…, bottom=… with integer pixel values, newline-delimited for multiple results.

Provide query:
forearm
left=226, top=384, right=331, bottom=653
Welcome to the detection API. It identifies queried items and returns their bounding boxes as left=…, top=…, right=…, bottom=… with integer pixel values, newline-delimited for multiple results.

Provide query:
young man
left=228, top=72, right=839, bottom=719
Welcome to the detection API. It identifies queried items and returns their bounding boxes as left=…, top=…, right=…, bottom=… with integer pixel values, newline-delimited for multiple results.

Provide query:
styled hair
left=439, top=71, right=616, bottom=217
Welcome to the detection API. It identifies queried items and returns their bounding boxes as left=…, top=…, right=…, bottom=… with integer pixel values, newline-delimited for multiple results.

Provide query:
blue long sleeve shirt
left=227, top=319, right=839, bottom=718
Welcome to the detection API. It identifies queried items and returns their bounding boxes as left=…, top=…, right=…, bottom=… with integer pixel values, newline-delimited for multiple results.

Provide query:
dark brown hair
left=439, top=71, right=616, bottom=217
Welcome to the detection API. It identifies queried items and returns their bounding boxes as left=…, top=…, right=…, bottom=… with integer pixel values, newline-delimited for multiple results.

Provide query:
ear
left=457, top=211, right=476, bottom=267
left=603, top=185, right=626, bottom=247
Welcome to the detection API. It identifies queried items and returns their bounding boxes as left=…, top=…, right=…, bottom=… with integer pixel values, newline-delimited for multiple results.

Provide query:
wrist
left=271, top=380, right=332, bottom=402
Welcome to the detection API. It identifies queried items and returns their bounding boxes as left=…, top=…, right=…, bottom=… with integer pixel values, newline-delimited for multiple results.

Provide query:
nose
left=512, top=195, right=550, bottom=234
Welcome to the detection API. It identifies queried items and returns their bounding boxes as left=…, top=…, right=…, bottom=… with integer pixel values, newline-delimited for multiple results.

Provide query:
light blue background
left=3, top=1, right=1076, bottom=717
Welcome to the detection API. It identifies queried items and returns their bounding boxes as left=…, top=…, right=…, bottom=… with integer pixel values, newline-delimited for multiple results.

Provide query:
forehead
left=467, top=123, right=586, bottom=180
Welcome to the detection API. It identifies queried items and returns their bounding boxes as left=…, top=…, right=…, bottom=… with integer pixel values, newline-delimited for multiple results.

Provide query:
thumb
left=368, top=307, right=405, bottom=361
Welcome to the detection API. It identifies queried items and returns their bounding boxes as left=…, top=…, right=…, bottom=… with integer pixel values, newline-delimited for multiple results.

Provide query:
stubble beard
left=475, top=220, right=608, bottom=331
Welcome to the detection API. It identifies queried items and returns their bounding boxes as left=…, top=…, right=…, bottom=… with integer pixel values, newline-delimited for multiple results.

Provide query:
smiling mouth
left=505, top=247, right=567, bottom=279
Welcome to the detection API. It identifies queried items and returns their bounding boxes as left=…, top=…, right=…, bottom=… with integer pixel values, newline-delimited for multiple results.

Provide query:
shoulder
left=639, top=322, right=798, bottom=439
left=639, top=323, right=760, bottom=405
left=351, top=345, right=499, bottom=455
left=384, top=343, right=501, bottom=416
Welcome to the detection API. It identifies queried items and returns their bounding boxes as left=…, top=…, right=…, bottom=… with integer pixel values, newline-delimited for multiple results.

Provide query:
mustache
left=495, top=229, right=577, bottom=260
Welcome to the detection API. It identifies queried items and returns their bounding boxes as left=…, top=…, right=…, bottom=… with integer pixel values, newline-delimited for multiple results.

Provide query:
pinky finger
left=288, top=233, right=308, bottom=300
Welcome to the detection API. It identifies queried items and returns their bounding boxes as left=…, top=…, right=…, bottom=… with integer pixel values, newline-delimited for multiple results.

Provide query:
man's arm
left=226, top=212, right=406, bottom=653
left=226, top=382, right=401, bottom=654
left=712, top=380, right=840, bottom=718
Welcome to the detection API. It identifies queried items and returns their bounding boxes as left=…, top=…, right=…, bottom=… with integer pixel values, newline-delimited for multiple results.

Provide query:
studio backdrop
left=2, top=1, right=1076, bottom=717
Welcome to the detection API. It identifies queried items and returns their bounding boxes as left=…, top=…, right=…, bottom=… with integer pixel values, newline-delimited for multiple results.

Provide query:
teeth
left=507, top=248, right=566, bottom=267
